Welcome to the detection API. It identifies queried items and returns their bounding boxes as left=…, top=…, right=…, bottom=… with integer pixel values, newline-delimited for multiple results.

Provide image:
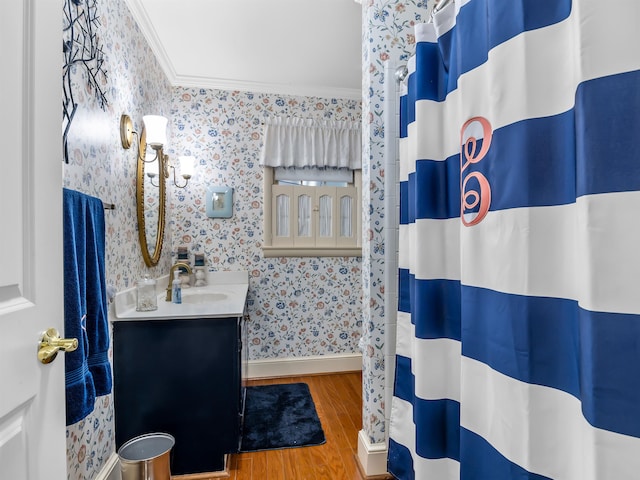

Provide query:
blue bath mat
left=240, top=383, right=326, bottom=452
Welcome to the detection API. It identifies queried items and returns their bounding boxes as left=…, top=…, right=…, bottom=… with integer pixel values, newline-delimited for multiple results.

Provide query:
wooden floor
left=227, top=372, right=365, bottom=480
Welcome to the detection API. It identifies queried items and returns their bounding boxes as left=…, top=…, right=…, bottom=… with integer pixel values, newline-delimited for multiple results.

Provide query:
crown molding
left=173, top=74, right=362, bottom=100
left=123, top=0, right=362, bottom=101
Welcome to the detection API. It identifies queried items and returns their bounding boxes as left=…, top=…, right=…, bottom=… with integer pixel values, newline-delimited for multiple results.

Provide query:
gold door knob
left=38, top=328, right=78, bottom=364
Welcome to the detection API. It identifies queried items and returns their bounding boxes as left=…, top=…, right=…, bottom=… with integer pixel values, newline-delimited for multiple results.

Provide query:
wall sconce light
left=170, top=155, right=195, bottom=189
left=142, top=115, right=168, bottom=149
left=120, top=114, right=167, bottom=164
left=120, top=113, right=193, bottom=188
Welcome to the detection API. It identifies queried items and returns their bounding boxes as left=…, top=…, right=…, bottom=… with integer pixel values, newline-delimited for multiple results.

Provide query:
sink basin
left=182, top=292, right=228, bottom=304
left=113, top=270, right=249, bottom=320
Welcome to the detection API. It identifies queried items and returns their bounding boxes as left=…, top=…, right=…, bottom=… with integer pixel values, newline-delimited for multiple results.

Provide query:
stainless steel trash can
left=118, top=433, right=175, bottom=480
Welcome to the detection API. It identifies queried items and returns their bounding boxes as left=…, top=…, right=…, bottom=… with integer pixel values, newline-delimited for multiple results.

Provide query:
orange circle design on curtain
left=460, top=116, right=493, bottom=226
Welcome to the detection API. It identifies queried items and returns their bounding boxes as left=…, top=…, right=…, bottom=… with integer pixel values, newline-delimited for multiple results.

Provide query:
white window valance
left=260, top=117, right=362, bottom=170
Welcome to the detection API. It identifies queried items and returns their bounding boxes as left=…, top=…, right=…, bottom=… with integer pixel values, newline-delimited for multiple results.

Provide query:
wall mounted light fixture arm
left=169, top=165, right=190, bottom=189
left=120, top=114, right=166, bottom=165
left=169, top=156, right=194, bottom=189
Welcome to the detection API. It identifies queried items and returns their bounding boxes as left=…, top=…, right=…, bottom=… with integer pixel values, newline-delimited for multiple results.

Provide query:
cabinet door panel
left=114, top=318, right=240, bottom=475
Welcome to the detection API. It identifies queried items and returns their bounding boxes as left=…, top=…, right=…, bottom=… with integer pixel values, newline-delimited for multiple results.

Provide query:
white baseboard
left=246, top=353, right=362, bottom=379
left=357, top=430, right=389, bottom=477
left=95, top=452, right=120, bottom=480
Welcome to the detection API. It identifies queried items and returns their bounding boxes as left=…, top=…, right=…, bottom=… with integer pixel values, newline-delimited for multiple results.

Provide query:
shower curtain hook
left=395, top=65, right=409, bottom=83
left=429, top=0, right=454, bottom=22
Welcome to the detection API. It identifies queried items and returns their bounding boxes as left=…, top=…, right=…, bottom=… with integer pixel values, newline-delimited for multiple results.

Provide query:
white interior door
left=0, top=0, right=66, bottom=478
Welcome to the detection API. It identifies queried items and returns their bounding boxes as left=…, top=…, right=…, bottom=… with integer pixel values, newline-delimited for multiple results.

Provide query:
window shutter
left=272, top=185, right=292, bottom=247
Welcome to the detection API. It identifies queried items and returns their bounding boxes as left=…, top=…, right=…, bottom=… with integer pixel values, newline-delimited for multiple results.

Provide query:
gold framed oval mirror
left=135, top=127, right=166, bottom=267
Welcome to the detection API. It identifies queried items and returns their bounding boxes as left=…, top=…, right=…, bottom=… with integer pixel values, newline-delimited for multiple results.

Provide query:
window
left=263, top=168, right=361, bottom=257
left=259, top=117, right=362, bottom=257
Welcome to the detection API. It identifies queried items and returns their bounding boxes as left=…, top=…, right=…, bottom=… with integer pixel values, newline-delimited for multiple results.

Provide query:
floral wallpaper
left=65, top=397, right=114, bottom=478
left=62, top=0, right=172, bottom=477
left=169, top=88, right=363, bottom=359
left=60, top=0, right=426, bottom=475
left=361, top=0, right=429, bottom=445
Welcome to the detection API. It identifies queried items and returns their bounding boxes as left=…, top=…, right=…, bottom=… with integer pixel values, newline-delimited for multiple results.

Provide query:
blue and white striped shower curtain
left=388, top=0, right=640, bottom=478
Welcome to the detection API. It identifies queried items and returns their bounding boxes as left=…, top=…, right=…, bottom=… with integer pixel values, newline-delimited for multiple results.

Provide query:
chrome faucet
left=166, top=262, right=193, bottom=301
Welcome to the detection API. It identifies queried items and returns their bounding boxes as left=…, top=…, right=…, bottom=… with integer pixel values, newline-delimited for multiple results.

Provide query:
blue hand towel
left=63, top=189, right=113, bottom=424
left=83, top=193, right=112, bottom=397
left=63, top=189, right=96, bottom=425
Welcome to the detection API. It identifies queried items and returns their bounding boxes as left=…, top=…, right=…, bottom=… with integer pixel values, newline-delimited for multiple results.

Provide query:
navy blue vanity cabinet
left=113, top=316, right=245, bottom=475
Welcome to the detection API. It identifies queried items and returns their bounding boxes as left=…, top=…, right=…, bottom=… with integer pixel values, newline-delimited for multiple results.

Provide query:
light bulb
left=179, top=155, right=195, bottom=179
left=143, top=115, right=168, bottom=148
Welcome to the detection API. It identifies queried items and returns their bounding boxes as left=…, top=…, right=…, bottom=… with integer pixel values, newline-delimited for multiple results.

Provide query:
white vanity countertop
left=113, top=270, right=249, bottom=321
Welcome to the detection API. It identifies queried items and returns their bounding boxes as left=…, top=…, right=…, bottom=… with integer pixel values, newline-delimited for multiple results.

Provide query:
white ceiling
left=125, top=0, right=363, bottom=100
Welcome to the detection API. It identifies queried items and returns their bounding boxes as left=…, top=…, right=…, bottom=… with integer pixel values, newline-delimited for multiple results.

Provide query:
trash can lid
left=118, top=433, right=175, bottom=461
